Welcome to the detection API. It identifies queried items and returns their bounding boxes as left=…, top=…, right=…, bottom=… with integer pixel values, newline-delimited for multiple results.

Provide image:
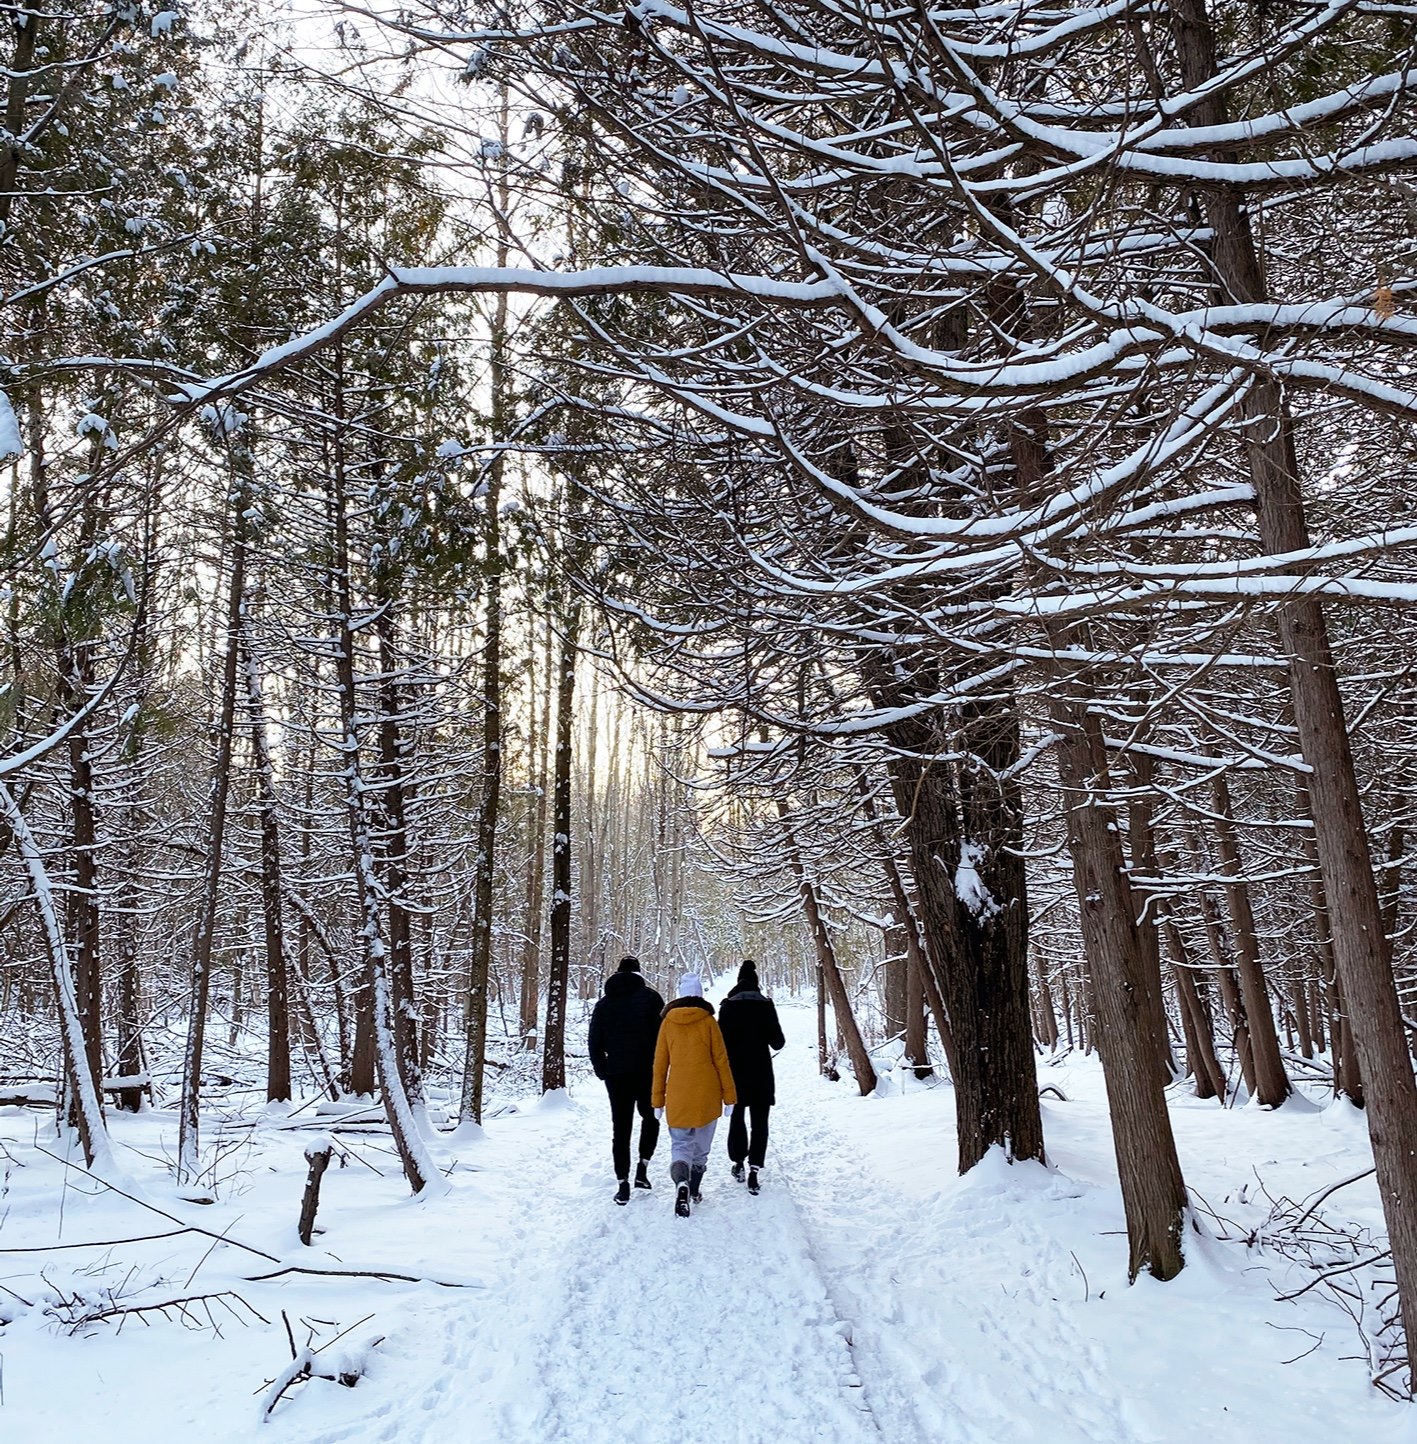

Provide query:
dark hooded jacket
left=717, top=986, right=786, bottom=1106
left=588, top=971, right=666, bottom=1079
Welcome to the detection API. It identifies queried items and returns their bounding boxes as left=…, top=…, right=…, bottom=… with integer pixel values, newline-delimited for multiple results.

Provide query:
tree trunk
left=1124, top=753, right=1179, bottom=1081
left=781, top=810, right=876, bottom=1095
left=856, top=769, right=953, bottom=1075
left=1164, top=920, right=1228, bottom=1101
left=1052, top=703, right=1189, bottom=1280
left=463, top=198, right=511, bottom=1121
left=376, top=606, right=422, bottom=1109
left=178, top=468, right=248, bottom=1184
left=1296, top=779, right=1361, bottom=1102
left=541, top=600, right=581, bottom=1094
left=816, top=960, right=835, bottom=1079
left=0, top=783, right=116, bottom=1174
left=240, top=603, right=291, bottom=1104
left=1207, top=762, right=1289, bottom=1105
left=881, top=737, right=1042, bottom=1168
left=520, top=629, right=552, bottom=1050
left=329, top=411, right=436, bottom=1195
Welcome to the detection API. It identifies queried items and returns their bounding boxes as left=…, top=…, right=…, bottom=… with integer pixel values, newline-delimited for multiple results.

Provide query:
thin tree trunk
left=519, top=629, right=552, bottom=1050
left=374, top=605, right=422, bottom=1108
left=781, top=810, right=876, bottom=1094
left=541, top=600, right=581, bottom=1094
left=1296, top=779, right=1360, bottom=1102
left=328, top=410, right=436, bottom=1195
left=1124, top=753, right=1179, bottom=1081
left=1052, top=702, right=1189, bottom=1280
left=462, top=190, right=511, bottom=1121
left=816, top=960, right=834, bottom=1078
left=177, top=467, right=248, bottom=1184
left=1165, top=921, right=1228, bottom=1101
left=240, top=603, right=291, bottom=1104
left=0, top=783, right=117, bottom=1174
left=1208, top=762, right=1289, bottom=1105
left=856, top=769, right=954, bottom=1075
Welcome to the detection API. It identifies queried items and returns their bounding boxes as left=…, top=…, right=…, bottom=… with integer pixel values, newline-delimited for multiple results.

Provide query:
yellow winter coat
left=652, top=999, right=737, bottom=1128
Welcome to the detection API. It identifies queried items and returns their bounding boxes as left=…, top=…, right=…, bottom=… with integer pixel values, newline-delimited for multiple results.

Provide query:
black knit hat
left=618, top=955, right=641, bottom=973
left=736, top=959, right=759, bottom=987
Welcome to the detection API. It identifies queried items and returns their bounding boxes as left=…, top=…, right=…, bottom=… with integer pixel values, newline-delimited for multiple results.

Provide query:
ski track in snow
left=778, top=1093, right=1110, bottom=1442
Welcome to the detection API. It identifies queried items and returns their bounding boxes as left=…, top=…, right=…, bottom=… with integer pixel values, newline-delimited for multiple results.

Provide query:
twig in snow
left=1069, top=1250, right=1089, bottom=1303
left=1287, top=1168, right=1378, bottom=1232
left=243, top=1264, right=480, bottom=1288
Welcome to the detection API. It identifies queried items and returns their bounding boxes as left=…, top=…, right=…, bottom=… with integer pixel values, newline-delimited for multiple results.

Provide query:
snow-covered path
left=296, top=1004, right=881, bottom=1444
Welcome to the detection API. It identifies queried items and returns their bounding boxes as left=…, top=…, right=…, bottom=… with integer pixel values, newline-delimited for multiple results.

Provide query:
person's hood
left=603, top=971, right=646, bottom=998
left=664, top=996, right=714, bottom=1023
left=723, top=987, right=766, bottom=1004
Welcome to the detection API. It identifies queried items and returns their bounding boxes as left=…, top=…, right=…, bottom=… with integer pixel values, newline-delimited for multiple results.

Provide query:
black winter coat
left=588, top=972, right=665, bottom=1079
left=717, top=987, right=786, bottom=1106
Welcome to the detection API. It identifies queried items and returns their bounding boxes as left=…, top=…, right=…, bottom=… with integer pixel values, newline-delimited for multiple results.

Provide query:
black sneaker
left=615, top=1178, right=631, bottom=1206
left=747, top=1169, right=760, bottom=1195
left=731, top=1162, right=745, bottom=1183
left=634, top=1160, right=652, bottom=1190
left=675, top=1183, right=691, bottom=1217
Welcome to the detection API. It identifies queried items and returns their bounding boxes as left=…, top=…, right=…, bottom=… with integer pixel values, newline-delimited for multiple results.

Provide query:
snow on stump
left=298, top=1135, right=334, bottom=1246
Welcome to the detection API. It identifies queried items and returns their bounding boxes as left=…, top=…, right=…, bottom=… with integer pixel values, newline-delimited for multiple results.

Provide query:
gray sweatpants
left=668, top=1120, right=718, bottom=1171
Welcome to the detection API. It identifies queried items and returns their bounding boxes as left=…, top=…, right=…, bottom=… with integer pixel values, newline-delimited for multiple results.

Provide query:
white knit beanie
left=679, top=973, right=704, bottom=998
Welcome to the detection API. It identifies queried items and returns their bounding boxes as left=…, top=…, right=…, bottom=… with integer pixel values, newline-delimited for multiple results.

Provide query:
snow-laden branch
left=174, top=265, right=848, bottom=406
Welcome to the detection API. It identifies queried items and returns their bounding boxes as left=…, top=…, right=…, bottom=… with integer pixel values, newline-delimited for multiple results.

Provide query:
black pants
left=605, top=1073, right=660, bottom=1180
left=727, top=1102, right=771, bottom=1169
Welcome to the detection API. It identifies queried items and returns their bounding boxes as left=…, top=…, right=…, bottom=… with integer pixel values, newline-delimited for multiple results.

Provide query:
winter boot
left=689, top=1165, right=705, bottom=1203
left=634, top=1159, right=652, bottom=1191
left=614, top=1178, right=631, bottom=1206
left=731, top=1162, right=745, bottom=1183
left=670, top=1159, right=692, bottom=1217
left=747, top=1168, right=760, bottom=1195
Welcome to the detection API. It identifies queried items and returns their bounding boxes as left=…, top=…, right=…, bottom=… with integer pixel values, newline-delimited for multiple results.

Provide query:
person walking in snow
left=589, top=955, right=666, bottom=1206
left=652, top=974, right=737, bottom=1217
left=717, top=960, right=786, bottom=1195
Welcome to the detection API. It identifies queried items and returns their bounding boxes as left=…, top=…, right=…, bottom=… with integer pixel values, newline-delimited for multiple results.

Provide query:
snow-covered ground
left=1, top=995, right=1413, bottom=1442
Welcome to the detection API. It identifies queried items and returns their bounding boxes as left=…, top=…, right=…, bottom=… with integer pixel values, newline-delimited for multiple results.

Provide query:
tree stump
left=298, top=1137, right=334, bottom=1246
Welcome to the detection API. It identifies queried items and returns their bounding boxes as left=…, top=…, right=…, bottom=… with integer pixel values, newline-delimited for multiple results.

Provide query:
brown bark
left=328, top=405, right=433, bottom=1195
left=519, top=630, right=552, bottom=1050
left=1053, top=703, right=1189, bottom=1279
left=816, top=960, right=834, bottom=1078
left=1296, top=780, right=1361, bottom=1102
left=375, top=606, right=420, bottom=1106
left=881, top=735, right=1042, bottom=1168
left=856, top=770, right=955, bottom=1075
left=1207, top=764, right=1290, bottom=1105
left=1164, top=921, right=1228, bottom=1102
left=298, top=1142, right=334, bottom=1247
left=1123, top=753, right=1179, bottom=1082
left=781, top=810, right=875, bottom=1094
